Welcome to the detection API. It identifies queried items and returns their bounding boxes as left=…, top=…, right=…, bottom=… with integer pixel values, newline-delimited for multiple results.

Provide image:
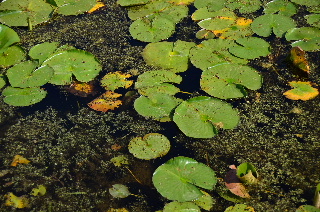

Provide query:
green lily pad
left=117, top=0, right=150, bottom=6
left=193, top=191, right=214, bottom=210
left=305, top=14, right=320, bottom=28
left=296, top=205, right=320, bottom=212
left=128, top=133, right=170, bottom=160
left=135, top=70, right=182, bottom=96
left=226, top=0, right=261, bottom=13
left=198, top=16, right=235, bottom=31
left=285, top=27, right=320, bottom=51
left=0, top=0, right=53, bottom=27
left=129, top=16, right=175, bottom=42
left=163, top=201, right=201, bottom=212
left=0, top=45, right=26, bottom=68
left=173, top=96, right=239, bottom=138
left=200, top=63, right=262, bottom=99
left=153, top=156, right=217, bottom=202
left=264, top=0, right=297, bottom=17
left=0, top=24, right=20, bottom=52
left=42, top=49, right=102, bottom=85
left=142, top=41, right=195, bottom=72
left=192, top=7, right=236, bottom=21
left=290, top=0, right=320, bottom=6
left=251, top=14, right=296, bottom=37
left=0, top=74, right=6, bottom=89
left=228, top=37, right=271, bottom=59
left=225, top=204, right=255, bottom=212
left=190, top=39, right=247, bottom=71
left=7, top=61, right=54, bottom=88
left=193, top=0, right=226, bottom=11
left=54, top=0, right=96, bottom=15
left=2, top=86, right=47, bottom=106
left=29, top=42, right=60, bottom=64
left=134, top=93, right=182, bottom=121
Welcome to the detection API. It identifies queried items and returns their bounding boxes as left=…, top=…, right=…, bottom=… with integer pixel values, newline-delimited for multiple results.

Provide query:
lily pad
left=100, top=71, right=133, bottom=91
left=0, top=45, right=25, bottom=68
left=142, top=41, right=195, bottom=72
left=135, top=70, right=182, bottom=96
left=117, top=0, right=150, bottom=7
left=29, top=42, right=59, bottom=64
left=264, top=0, right=297, bottom=17
left=290, top=0, right=320, bottom=6
left=283, top=81, right=319, bottom=101
left=193, top=0, right=226, bottom=11
left=200, top=63, right=262, bottom=99
left=0, top=0, right=53, bottom=27
left=305, top=14, right=320, bottom=28
left=7, top=61, right=54, bottom=88
left=173, top=96, right=239, bottom=138
left=190, top=39, right=247, bottom=71
left=163, top=201, right=200, bottom=212
left=193, top=191, right=214, bottom=211
left=152, top=156, right=217, bottom=202
left=228, top=37, right=271, bottom=59
left=42, top=49, right=102, bottom=85
left=134, top=93, right=182, bottom=121
left=251, top=14, right=296, bottom=37
left=226, top=0, right=261, bottom=13
left=128, top=133, right=170, bottom=160
left=0, top=24, right=20, bottom=52
left=225, top=204, right=255, bottom=212
left=0, top=74, right=6, bottom=89
left=285, top=27, right=320, bottom=51
left=296, top=205, right=320, bottom=212
left=2, top=86, right=47, bottom=106
left=54, top=0, right=96, bottom=15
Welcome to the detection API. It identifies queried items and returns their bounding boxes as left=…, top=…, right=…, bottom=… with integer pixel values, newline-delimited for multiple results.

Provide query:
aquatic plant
left=283, top=81, right=319, bottom=101
left=296, top=205, right=320, bottom=212
left=152, top=156, right=217, bottom=202
left=128, top=133, right=170, bottom=160
left=264, top=0, right=297, bottom=17
left=225, top=204, right=255, bottom=212
left=163, top=201, right=201, bottom=211
left=285, top=27, right=320, bottom=51
left=236, top=162, right=258, bottom=184
left=109, top=184, right=131, bottom=198
left=50, top=0, right=96, bottom=15
left=2, top=87, right=47, bottom=106
left=305, top=14, right=320, bottom=28
left=100, top=71, right=133, bottom=91
left=88, top=91, right=123, bottom=112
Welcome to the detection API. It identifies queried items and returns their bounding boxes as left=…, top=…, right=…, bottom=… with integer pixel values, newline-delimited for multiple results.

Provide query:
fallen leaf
left=224, top=165, right=250, bottom=198
left=290, top=46, right=310, bottom=74
left=11, top=155, right=30, bottom=167
left=88, top=91, right=122, bottom=112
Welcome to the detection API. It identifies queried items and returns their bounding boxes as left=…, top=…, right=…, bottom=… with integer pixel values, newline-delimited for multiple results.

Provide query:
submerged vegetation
left=0, top=0, right=319, bottom=211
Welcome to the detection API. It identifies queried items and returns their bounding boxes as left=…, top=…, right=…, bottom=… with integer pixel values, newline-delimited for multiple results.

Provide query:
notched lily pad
left=29, top=42, right=60, bottom=64
left=264, top=0, right=297, bottom=17
left=2, top=86, right=47, bottom=106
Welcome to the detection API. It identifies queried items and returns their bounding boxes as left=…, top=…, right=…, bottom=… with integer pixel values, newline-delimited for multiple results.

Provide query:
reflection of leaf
left=290, top=47, right=310, bottom=74
left=283, top=81, right=319, bottom=101
left=88, top=91, right=122, bottom=112
left=101, top=71, right=133, bottom=91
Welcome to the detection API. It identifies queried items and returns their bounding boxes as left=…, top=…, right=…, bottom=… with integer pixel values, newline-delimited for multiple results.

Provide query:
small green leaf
left=173, top=96, right=239, bottom=138
left=152, top=156, right=217, bottom=202
left=283, top=81, right=319, bottom=101
left=2, top=86, right=47, bottom=106
left=264, top=0, right=297, bottom=17
left=236, top=163, right=258, bottom=184
left=0, top=45, right=25, bottom=68
left=54, top=0, right=96, bottom=15
left=0, top=24, right=20, bottom=52
left=228, top=37, right=271, bottom=59
left=226, top=0, right=261, bottom=13
left=129, top=133, right=171, bottom=160
left=193, top=191, right=215, bottom=210
left=305, top=14, right=320, bottom=28
left=164, top=201, right=201, bottom=212
left=29, top=42, right=59, bottom=64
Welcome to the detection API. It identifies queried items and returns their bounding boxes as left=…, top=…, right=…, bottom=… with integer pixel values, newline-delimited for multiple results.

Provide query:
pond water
left=0, top=0, right=319, bottom=211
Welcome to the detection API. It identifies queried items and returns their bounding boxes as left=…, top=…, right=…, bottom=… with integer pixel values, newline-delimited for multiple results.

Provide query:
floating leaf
left=198, top=14, right=236, bottom=31
left=29, top=42, right=59, bottom=64
left=195, top=29, right=215, bottom=39
left=169, top=0, right=195, bottom=5
left=4, top=193, right=29, bottom=209
left=163, top=201, right=201, bottom=212
left=251, top=14, right=296, bottom=37
left=134, top=93, right=182, bottom=121
left=153, top=156, right=217, bottom=202
left=296, top=205, right=320, bottom=212
left=31, top=185, right=46, bottom=196
left=109, top=184, right=131, bottom=198
left=7, top=61, right=54, bottom=88
left=0, top=0, right=53, bottom=27
left=142, top=41, right=195, bottom=73
left=290, top=0, right=320, bottom=6
left=264, top=0, right=297, bottom=17
left=193, top=0, right=226, bottom=11
left=88, top=91, right=122, bottom=112
left=128, top=133, right=170, bottom=160
left=193, top=191, right=214, bottom=211
left=290, top=46, right=310, bottom=74
left=190, top=39, right=247, bottom=71
left=305, top=14, right=320, bottom=28
left=283, top=81, right=319, bottom=101
left=54, top=0, right=96, bottom=15
left=11, top=155, right=31, bottom=166
left=0, top=24, right=20, bottom=52
left=135, top=70, right=182, bottom=96
left=226, top=0, right=261, bottom=13
left=110, top=155, right=129, bottom=167
left=43, top=49, right=102, bottom=85
left=173, top=96, right=239, bottom=138
left=101, top=71, right=133, bottom=91
left=285, top=27, right=320, bottom=51
left=0, top=74, right=5, bottom=89
left=225, top=165, right=250, bottom=198
left=201, top=63, right=262, bottom=99
left=236, top=163, right=258, bottom=184
left=225, top=204, right=255, bottom=212
left=0, top=45, right=25, bottom=68
left=228, top=37, right=271, bottom=59
left=117, top=0, right=150, bottom=7
left=88, top=1, right=105, bottom=13
left=2, top=87, right=47, bottom=106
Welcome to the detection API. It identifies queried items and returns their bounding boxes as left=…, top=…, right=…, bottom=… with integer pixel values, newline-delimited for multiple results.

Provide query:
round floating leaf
left=296, top=205, right=320, bottom=212
left=194, top=0, right=226, bottom=11
left=251, top=14, right=296, bottom=37
left=264, top=0, right=297, bottom=17
left=285, top=27, right=320, bottom=51
left=173, top=96, right=239, bottom=138
left=54, top=0, right=96, bottom=15
left=290, top=0, right=320, bottom=6
left=2, top=86, right=47, bottom=106
left=130, top=16, right=175, bottom=42
left=101, top=71, right=133, bottom=91
left=109, top=184, right=131, bottom=198
left=190, top=39, right=247, bottom=71
left=7, top=61, right=54, bottom=88
left=0, top=0, right=53, bottom=27
left=43, top=49, right=102, bottom=85
left=305, top=14, right=320, bottom=28
left=153, top=156, right=217, bottom=202
left=228, top=37, right=271, bottom=59
left=142, top=41, right=195, bottom=73
left=0, top=45, right=25, bottom=68
left=283, top=81, right=319, bottom=101
left=225, top=204, right=255, bottom=212
left=135, top=70, right=182, bottom=96
left=163, top=201, right=200, bottom=212
left=134, top=93, right=182, bottom=121
left=226, top=0, right=261, bottom=13
left=0, top=24, right=20, bottom=52
left=129, top=133, right=170, bottom=160
left=29, top=42, right=59, bottom=64
left=201, top=63, right=262, bottom=99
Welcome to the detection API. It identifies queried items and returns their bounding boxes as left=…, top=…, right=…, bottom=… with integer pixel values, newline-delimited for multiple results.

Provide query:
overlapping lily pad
left=29, top=42, right=59, bottom=64
left=0, top=46, right=25, bottom=68
left=285, top=27, right=320, bottom=51
left=163, top=202, right=200, bottom=212
left=201, top=63, right=262, bottom=99
left=173, top=96, right=239, bottom=138
left=226, top=0, right=261, bottom=13
left=53, top=0, right=96, bottom=15
left=264, top=0, right=297, bottom=17
left=2, top=87, right=47, bottom=106
left=305, top=14, right=320, bottom=28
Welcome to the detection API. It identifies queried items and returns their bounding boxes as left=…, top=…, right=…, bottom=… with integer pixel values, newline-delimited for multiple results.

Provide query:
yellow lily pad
left=283, top=81, right=319, bottom=101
